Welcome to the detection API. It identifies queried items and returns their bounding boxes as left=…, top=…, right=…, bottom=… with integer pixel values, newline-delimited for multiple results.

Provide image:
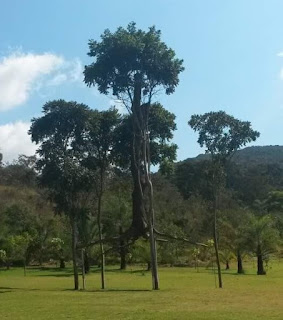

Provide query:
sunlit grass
left=0, top=261, right=282, bottom=319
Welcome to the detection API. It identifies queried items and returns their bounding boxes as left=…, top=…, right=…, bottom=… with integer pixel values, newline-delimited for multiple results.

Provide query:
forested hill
left=184, top=145, right=283, bottom=166
left=172, top=145, right=283, bottom=204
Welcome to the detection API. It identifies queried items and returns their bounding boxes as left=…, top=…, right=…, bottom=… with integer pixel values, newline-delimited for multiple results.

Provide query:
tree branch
left=154, top=228, right=208, bottom=247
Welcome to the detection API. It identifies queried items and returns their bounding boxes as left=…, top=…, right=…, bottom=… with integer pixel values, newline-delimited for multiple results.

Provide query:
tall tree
left=84, top=22, right=184, bottom=289
left=29, top=100, right=94, bottom=290
left=189, top=111, right=259, bottom=288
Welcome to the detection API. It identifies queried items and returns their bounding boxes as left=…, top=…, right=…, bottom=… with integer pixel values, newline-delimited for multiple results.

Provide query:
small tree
left=5, top=233, right=31, bottom=276
left=50, top=238, right=65, bottom=268
left=243, top=214, right=280, bottom=275
left=189, top=111, right=259, bottom=288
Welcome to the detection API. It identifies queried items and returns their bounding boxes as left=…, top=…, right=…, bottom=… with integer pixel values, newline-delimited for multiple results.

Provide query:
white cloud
left=0, top=52, right=64, bottom=111
left=0, top=121, right=36, bottom=162
left=0, top=51, right=84, bottom=111
left=47, top=73, right=68, bottom=86
left=46, top=58, right=83, bottom=86
left=277, top=52, right=283, bottom=57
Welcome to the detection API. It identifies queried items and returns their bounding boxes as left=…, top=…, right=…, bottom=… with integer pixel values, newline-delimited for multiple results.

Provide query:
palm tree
left=243, top=214, right=280, bottom=275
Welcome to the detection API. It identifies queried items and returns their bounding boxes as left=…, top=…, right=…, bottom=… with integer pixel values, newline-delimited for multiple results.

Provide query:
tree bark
left=97, top=191, right=105, bottom=289
left=59, top=258, right=65, bottom=269
left=81, top=249, right=86, bottom=290
left=237, top=251, right=244, bottom=274
left=213, top=229, right=222, bottom=288
left=257, top=245, right=266, bottom=275
left=130, top=77, right=159, bottom=289
left=71, top=217, right=79, bottom=290
left=23, top=259, right=26, bottom=277
left=84, top=250, right=90, bottom=273
left=148, top=222, right=159, bottom=289
left=213, top=194, right=222, bottom=288
left=119, top=226, right=127, bottom=270
left=225, top=260, right=230, bottom=270
left=130, top=130, right=147, bottom=239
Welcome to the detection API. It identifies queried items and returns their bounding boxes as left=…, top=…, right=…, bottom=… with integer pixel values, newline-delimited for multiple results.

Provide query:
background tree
left=3, top=233, right=32, bottom=276
left=84, top=22, right=184, bottom=290
left=243, top=214, right=280, bottom=275
left=29, top=100, right=94, bottom=290
left=189, top=111, right=260, bottom=288
left=82, top=108, right=121, bottom=289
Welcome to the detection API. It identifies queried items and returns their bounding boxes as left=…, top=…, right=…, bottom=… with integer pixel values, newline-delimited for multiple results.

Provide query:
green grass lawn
left=0, top=261, right=283, bottom=319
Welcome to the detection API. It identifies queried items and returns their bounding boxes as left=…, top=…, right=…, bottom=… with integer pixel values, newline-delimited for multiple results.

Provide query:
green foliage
left=114, top=103, right=177, bottom=169
left=29, top=99, right=94, bottom=217
left=243, top=214, right=280, bottom=257
left=189, top=111, right=260, bottom=162
left=84, top=22, right=184, bottom=98
left=4, top=233, right=32, bottom=263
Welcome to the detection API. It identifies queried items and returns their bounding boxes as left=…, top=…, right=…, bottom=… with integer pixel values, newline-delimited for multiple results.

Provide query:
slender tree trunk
left=144, top=131, right=159, bottom=290
left=237, top=251, right=244, bottom=274
left=81, top=249, right=86, bottom=290
left=84, top=250, right=90, bottom=274
left=257, top=245, right=266, bottom=275
left=23, top=259, right=26, bottom=277
left=59, top=258, right=65, bottom=269
left=130, top=78, right=159, bottom=289
left=213, top=194, right=222, bottom=288
left=119, top=226, right=127, bottom=270
left=97, top=192, right=105, bottom=289
left=148, top=221, right=159, bottom=289
left=130, top=144, right=147, bottom=239
left=39, top=254, right=43, bottom=266
left=147, top=261, right=151, bottom=271
left=225, top=260, right=230, bottom=270
left=71, top=217, right=79, bottom=290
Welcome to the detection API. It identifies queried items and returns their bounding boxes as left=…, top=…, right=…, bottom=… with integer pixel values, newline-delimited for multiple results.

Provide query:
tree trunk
left=257, top=245, right=266, bottom=275
left=81, top=249, right=86, bottom=290
left=148, top=220, right=159, bottom=289
left=147, top=261, right=151, bottom=271
left=59, top=258, right=65, bottom=269
left=71, top=217, right=79, bottom=290
left=144, top=133, right=159, bottom=290
left=97, top=193, right=105, bottom=289
left=119, top=226, right=127, bottom=270
left=213, top=230, right=222, bottom=288
left=225, top=260, right=230, bottom=270
left=130, top=146, right=147, bottom=239
left=213, top=197, right=222, bottom=288
left=39, top=254, right=43, bottom=266
left=130, top=77, right=159, bottom=289
left=84, top=250, right=90, bottom=273
left=237, top=251, right=244, bottom=274
left=23, top=259, right=26, bottom=277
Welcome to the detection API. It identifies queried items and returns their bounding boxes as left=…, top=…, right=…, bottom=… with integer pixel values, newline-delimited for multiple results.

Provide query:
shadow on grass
left=90, top=268, right=149, bottom=275
left=221, top=271, right=255, bottom=276
left=0, top=286, right=40, bottom=292
left=36, top=273, right=74, bottom=278
left=63, top=288, right=151, bottom=292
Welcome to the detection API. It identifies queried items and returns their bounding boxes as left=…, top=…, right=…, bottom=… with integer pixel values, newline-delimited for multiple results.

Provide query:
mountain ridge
left=183, top=145, right=283, bottom=166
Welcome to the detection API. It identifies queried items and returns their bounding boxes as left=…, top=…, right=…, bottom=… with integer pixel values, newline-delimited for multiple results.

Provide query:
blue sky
left=1, top=0, right=283, bottom=162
